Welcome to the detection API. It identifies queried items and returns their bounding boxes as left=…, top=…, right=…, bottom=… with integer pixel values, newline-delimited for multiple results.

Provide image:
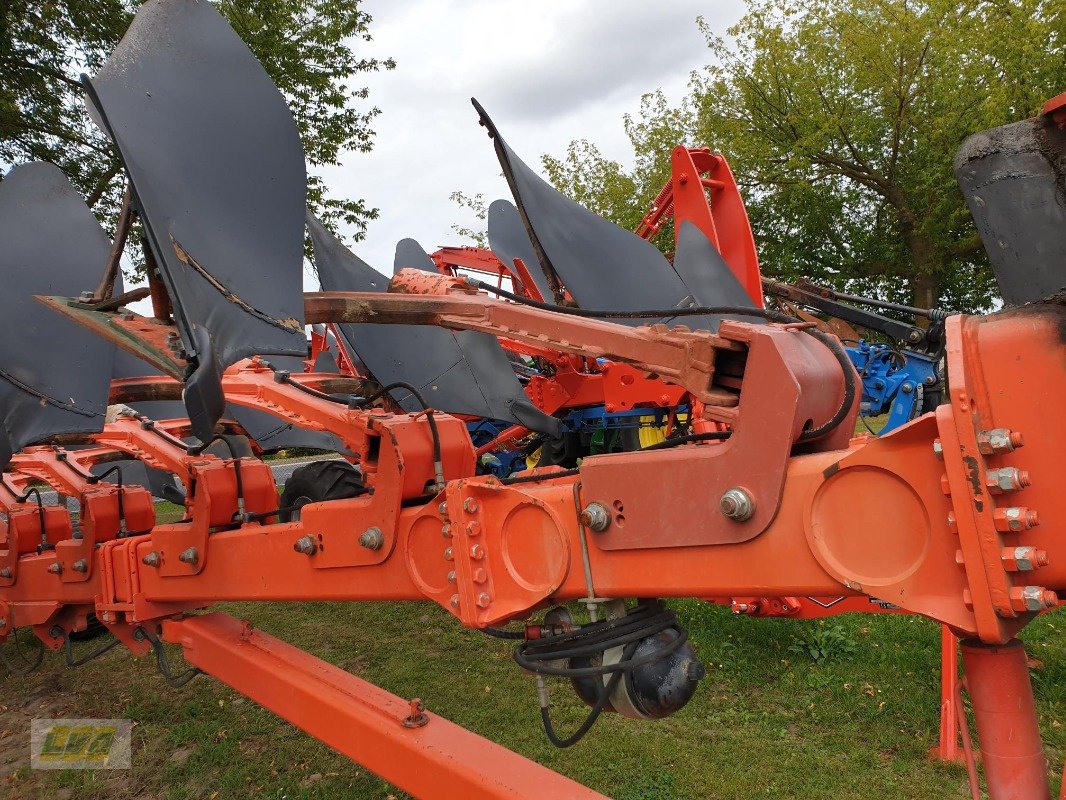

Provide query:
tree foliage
left=546, top=0, right=1066, bottom=312
left=1, top=0, right=393, bottom=270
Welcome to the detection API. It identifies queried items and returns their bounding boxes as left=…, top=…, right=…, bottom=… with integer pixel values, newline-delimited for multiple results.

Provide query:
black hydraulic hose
left=189, top=434, right=246, bottom=522
left=359, top=381, right=444, bottom=490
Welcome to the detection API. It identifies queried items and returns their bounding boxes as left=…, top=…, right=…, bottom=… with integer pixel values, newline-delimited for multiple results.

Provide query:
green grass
left=4, top=599, right=1065, bottom=799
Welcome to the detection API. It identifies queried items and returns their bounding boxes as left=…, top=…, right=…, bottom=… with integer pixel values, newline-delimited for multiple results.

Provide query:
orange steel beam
left=162, top=612, right=607, bottom=800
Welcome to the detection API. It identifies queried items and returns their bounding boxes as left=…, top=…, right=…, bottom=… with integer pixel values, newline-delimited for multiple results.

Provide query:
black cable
left=136, top=627, right=201, bottom=688
left=500, top=467, right=580, bottom=485
left=482, top=627, right=526, bottom=640
left=62, top=631, right=121, bottom=667
left=0, top=628, right=45, bottom=674
left=359, top=382, right=444, bottom=490
left=189, top=434, right=246, bottom=522
left=472, top=280, right=856, bottom=443
left=91, top=465, right=127, bottom=537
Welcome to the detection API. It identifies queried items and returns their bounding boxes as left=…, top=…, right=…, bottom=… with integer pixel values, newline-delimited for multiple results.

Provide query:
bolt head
left=977, top=428, right=1023, bottom=455
left=47, top=562, right=63, bottom=574
left=476, top=592, right=491, bottom=608
left=0, top=567, right=12, bottom=579
left=470, top=544, right=485, bottom=560
left=142, top=552, right=161, bottom=567
left=473, top=568, right=488, bottom=584
left=579, top=502, right=611, bottom=532
left=447, top=570, right=456, bottom=583
left=72, top=559, right=88, bottom=573
left=179, top=547, right=199, bottom=564
left=449, top=594, right=460, bottom=609
left=466, top=520, right=481, bottom=536
left=463, top=498, right=479, bottom=513
left=443, top=547, right=453, bottom=561
left=358, top=527, right=384, bottom=551
left=438, top=502, right=448, bottom=515
left=720, top=488, right=755, bottom=522
left=293, top=536, right=317, bottom=556
left=441, top=523, right=452, bottom=538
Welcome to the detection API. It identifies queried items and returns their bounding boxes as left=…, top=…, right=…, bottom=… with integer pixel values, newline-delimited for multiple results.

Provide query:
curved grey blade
left=487, top=199, right=555, bottom=301
left=673, top=222, right=764, bottom=329
left=955, top=117, right=1066, bottom=305
left=85, top=0, right=307, bottom=438
left=472, top=99, right=714, bottom=330
left=309, top=216, right=561, bottom=436
left=0, top=163, right=116, bottom=467
left=394, top=238, right=438, bottom=274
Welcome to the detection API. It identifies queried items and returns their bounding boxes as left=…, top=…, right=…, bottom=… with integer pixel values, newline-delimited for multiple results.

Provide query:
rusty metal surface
left=0, top=164, right=116, bottom=467
left=955, top=116, right=1066, bottom=305
left=308, top=215, right=561, bottom=435
left=84, top=0, right=307, bottom=434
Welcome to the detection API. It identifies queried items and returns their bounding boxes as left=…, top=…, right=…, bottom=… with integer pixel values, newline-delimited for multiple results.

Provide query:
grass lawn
left=3, top=596, right=1065, bottom=800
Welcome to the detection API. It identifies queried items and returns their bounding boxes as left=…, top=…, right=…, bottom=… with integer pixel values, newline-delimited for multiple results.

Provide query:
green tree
left=1, top=0, right=393, bottom=269
left=546, top=0, right=1066, bottom=312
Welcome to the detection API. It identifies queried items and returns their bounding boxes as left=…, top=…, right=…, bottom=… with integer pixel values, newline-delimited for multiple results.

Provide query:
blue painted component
left=845, top=341, right=938, bottom=433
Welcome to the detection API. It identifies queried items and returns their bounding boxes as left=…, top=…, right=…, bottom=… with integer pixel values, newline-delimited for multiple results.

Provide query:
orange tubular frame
left=5, top=285, right=1066, bottom=798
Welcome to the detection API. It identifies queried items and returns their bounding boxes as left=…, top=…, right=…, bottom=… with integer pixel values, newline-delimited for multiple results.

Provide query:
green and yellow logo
left=31, top=719, right=131, bottom=769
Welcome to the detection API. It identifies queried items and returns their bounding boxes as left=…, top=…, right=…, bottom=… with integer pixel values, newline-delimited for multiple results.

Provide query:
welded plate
left=0, top=163, right=116, bottom=467
left=486, top=199, right=555, bottom=302
left=85, top=0, right=307, bottom=436
left=955, top=118, right=1066, bottom=305
left=473, top=99, right=715, bottom=330
left=309, top=215, right=561, bottom=435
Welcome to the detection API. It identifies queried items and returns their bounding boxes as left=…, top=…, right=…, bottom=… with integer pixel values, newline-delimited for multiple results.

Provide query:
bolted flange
left=720, top=488, right=755, bottom=522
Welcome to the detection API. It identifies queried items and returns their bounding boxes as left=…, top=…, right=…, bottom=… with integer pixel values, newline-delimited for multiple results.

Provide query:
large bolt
left=447, top=570, right=456, bottom=583
left=993, top=506, right=1039, bottom=532
left=142, top=552, right=161, bottom=567
left=1002, top=547, right=1048, bottom=572
left=358, top=527, right=384, bottom=551
left=293, top=536, right=317, bottom=556
left=47, top=562, right=63, bottom=574
left=443, top=547, right=453, bottom=561
left=72, top=559, right=88, bottom=574
left=579, top=502, right=611, bottom=532
left=438, top=502, right=448, bottom=515
left=466, top=520, right=481, bottom=536
left=720, top=488, right=755, bottom=522
left=178, top=547, right=199, bottom=564
left=473, top=568, right=488, bottom=584
left=476, top=592, right=492, bottom=608
left=977, top=428, right=1024, bottom=456
left=470, top=544, right=485, bottom=560
left=1009, top=585, right=1058, bottom=612
left=986, top=467, right=1030, bottom=493
left=449, top=594, right=459, bottom=609
left=441, top=523, right=452, bottom=539
left=463, top=498, right=479, bottom=513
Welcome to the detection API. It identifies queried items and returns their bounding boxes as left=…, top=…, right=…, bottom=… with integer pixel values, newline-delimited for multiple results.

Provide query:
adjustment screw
left=476, top=592, right=492, bottom=608
left=178, top=547, right=199, bottom=564
left=142, top=551, right=161, bottom=567
left=47, top=562, right=63, bottom=574
left=977, top=428, right=1024, bottom=455
left=72, top=559, right=88, bottom=574
left=463, top=498, right=479, bottom=513
left=358, top=527, right=384, bottom=551
left=579, top=502, right=611, bottom=532
left=293, top=536, right=317, bottom=556
left=720, top=488, right=755, bottom=522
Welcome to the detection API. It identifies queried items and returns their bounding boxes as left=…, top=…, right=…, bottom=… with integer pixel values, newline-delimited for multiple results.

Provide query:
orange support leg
left=933, top=625, right=964, bottom=762
left=162, top=613, right=606, bottom=800
left=960, top=639, right=1050, bottom=800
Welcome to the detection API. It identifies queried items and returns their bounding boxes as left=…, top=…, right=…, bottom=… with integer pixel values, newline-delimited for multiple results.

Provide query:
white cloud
left=317, top=0, right=745, bottom=281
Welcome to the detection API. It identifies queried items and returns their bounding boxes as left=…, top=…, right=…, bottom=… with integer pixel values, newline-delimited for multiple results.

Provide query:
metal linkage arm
left=162, top=612, right=606, bottom=800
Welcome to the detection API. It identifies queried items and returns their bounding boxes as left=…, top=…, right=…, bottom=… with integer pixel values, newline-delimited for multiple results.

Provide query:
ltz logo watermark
left=31, top=719, right=131, bottom=769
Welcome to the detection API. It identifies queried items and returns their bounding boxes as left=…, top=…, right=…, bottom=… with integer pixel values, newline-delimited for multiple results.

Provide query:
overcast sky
left=313, top=0, right=746, bottom=284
